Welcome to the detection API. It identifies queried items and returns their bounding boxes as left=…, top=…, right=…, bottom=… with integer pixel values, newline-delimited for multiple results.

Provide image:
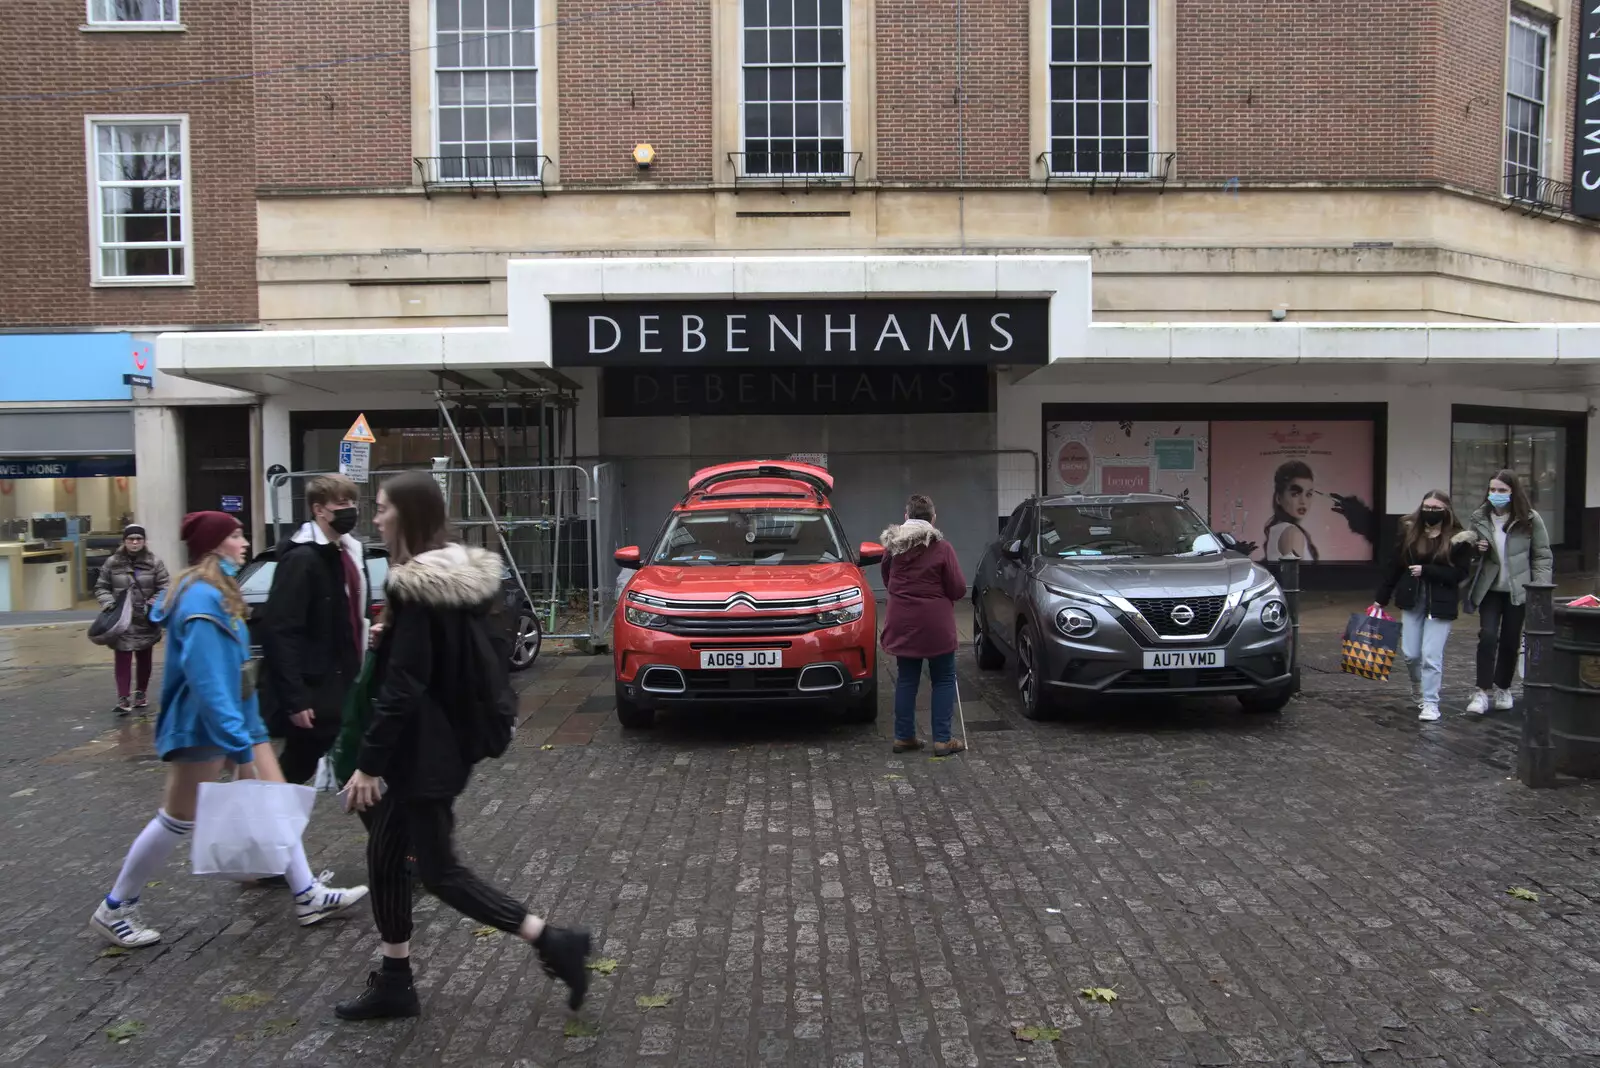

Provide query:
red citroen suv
left=612, top=460, right=883, bottom=729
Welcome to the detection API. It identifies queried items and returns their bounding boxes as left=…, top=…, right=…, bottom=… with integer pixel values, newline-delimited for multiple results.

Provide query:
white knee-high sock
left=286, top=840, right=315, bottom=898
left=109, top=809, right=192, bottom=906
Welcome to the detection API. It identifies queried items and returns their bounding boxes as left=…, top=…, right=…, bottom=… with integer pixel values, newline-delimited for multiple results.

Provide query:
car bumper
left=1035, top=621, right=1294, bottom=697
left=614, top=615, right=875, bottom=707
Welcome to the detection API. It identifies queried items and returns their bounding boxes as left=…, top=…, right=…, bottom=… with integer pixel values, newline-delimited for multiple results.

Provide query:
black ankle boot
left=534, top=925, right=593, bottom=1010
left=335, top=969, right=421, bottom=1021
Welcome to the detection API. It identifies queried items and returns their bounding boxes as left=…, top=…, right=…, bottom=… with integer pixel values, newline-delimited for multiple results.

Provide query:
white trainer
left=295, top=879, right=369, bottom=927
left=1418, top=702, right=1442, bottom=722
left=1492, top=687, right=1515, bottom=711
left=90, top=899, right=161, bottom=948
left=1465, top=690, right=1490, bottom=715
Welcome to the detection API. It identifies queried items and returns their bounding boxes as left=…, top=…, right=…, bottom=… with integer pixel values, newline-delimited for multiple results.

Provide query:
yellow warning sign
left=343, top=413, right=376, bottom=444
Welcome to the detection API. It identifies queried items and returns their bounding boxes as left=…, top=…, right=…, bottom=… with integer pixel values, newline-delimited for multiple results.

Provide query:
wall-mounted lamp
left=633, top=143, right=655, bottom=170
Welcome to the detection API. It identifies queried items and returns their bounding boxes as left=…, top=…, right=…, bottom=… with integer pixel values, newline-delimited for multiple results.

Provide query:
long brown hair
left=380, top=471, right=451, bottom=565
left=166, top=554, right=248, bottom=623
left=1399, top=489, right=1462, bottom=563
left=1488, top=468, right=1534, bottom=531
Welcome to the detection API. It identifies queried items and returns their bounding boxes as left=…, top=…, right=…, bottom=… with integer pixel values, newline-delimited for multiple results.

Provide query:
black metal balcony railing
left=414, top=155, right=553, bottom=198
left=1503, top=168, right=1572, bottom=221
left=728, top=151, right=863, bottom=192
left=1037, top=150, right=1176, bottom=193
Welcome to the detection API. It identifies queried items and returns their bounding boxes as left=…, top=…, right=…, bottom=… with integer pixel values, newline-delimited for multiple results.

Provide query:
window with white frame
left=433, top=0, right=542, bottom=181
left=1504, top=13, right=1550, bottom=199
left=87, top=0, right=180, bottom=25
left=741, top=0, right=848, bottom=176
left=88, top=119, right=189, bottom=284
left=1047, top=0, right=1154, bottom=176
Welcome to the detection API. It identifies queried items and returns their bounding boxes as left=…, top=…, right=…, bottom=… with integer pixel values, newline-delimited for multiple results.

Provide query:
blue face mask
left=219, top=560, right=240, bottom=578
left=1487, top=492, right=1512, bottom=510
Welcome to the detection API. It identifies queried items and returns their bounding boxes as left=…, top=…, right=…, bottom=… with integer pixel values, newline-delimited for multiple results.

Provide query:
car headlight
left=817, top=602, right=865, bottom=626
left=1259, top=599, right=1287, bottom=632
left=1055, top=606, right=1096, bottom=637
left=1242, top=573, right=1279, bottom=602
left=624, top=605, right=667, bottom=628
left=1043, top=585, right=1110, bottom=606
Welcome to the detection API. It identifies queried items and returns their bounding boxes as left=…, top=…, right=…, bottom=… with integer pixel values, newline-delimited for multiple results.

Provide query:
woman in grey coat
left=1463, top=470, right=1552, bottom=715
left=94, top=525, right=171, bottom=715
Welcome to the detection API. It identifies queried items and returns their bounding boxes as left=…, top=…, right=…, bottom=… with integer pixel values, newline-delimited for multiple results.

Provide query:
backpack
left=455, top=608, right=517, bottom=765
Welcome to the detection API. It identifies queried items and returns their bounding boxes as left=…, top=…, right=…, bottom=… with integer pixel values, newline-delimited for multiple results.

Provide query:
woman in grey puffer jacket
left=94, top=524, right=171, bottom=715
left=1463, top=470, right=1551, bottom=715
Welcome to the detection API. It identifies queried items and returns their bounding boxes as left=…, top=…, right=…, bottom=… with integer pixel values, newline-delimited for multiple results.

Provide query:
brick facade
left=252, top=0, right=412, bottom=191
left=0, top=0, right=258, bottom=329
left=874, top=0, right=1031, bottom=182
left=555, top=0, right=714, bottom=184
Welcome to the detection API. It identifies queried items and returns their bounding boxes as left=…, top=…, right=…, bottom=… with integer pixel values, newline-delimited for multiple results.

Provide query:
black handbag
left=87, top=589, right=133, bottom=647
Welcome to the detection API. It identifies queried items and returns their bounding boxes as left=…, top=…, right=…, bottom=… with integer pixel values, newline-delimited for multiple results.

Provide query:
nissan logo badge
left=1170, top=604, right=1196, bottom=627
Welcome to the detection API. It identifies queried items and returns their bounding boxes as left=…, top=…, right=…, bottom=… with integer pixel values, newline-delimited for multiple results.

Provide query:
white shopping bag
left=191, top=780, right=316, bottom=879
left=312, top=755, right=340, bottom=793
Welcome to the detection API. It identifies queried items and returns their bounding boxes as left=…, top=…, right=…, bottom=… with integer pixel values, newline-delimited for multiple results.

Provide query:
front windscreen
left=652, top=510, right=846, bottom=565
left=1037, top=502, right=1222, bottom=559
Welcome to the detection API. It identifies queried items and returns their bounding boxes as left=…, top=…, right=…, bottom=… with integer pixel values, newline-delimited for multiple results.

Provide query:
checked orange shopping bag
left=1341, top=606, right=1401, bottom=682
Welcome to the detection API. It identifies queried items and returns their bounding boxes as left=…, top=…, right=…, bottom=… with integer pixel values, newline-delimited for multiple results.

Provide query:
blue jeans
left=894, top=653, right=956, bottom=743
left=1401, top=607, right=1453, bottom=704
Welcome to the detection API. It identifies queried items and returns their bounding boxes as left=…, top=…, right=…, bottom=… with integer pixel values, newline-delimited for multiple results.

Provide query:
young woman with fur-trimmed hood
left=335, top=472, right=591, bottom=1022
left=880, top=494, right=968, bottom=756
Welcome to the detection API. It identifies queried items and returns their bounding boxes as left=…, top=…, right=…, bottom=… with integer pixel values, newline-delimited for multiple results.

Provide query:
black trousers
left=1475, top=590, right=1527, bottom=691
left=276, top=672, right=350, bottom=785
left=361, top=795, right=526, bottom=945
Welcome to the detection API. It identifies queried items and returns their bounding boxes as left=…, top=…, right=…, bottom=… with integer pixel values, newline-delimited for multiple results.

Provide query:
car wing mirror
left=613, top=546, right=642, bottom=570
left=858, top=540, right=885, bottom=566
left=1217, top=532, right=1238, bottom=550
left=1002, top=540, right=1026, bottom=561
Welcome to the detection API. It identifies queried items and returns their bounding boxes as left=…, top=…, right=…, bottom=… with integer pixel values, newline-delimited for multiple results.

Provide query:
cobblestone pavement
left=3, top=615, right=1600, bottom=1068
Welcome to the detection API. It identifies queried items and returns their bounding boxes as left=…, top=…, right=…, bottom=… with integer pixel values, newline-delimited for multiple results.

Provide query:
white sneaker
left=294, top=878, right=369, bottom=927
left=1493, top=687, right=1515, bottom=711
left=90, top=899, right=161, bottom=948
left=1465, top=690, right=1490, bottom=715
left=1418, top=702, right=1442, bottom=722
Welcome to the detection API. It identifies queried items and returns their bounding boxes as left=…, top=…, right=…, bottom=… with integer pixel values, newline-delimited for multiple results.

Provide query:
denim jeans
left=1400, top=607, right=1453, bottom=705
left=894, top=652, right=956, bottom=743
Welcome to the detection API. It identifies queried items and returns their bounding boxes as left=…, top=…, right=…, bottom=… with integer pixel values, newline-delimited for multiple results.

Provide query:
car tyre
left=1239, top=687, right=1293, bottom=715
left=973, top=603, right=1005, bottom=671
left=615, top=683, right=656, bottom=729
left=842, top=676, right=879, bottom=723
left=1015, top=620, right=1054, bottom=721
left=509, top=610, right=542, bottom=673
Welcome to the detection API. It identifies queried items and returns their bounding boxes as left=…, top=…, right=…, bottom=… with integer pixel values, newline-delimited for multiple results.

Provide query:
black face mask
left=328, top=507, right=359, bottom=536
left=1420, top=510, right=1447, bottom=526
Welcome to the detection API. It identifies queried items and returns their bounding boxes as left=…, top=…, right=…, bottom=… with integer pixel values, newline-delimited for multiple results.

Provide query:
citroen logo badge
left=1170, top=604, right=1196, bottom=627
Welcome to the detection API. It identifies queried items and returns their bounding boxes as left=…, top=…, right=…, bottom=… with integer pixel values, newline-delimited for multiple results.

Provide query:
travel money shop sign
left=1578, top=0, right=1600, bottom=219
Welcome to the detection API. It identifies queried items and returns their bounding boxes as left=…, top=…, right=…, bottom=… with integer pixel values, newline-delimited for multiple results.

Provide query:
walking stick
left=955, top=672, right=969, bottom=750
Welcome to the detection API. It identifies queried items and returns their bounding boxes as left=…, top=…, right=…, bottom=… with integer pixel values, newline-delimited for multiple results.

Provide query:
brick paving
left=1, top=619, right=1599, bottom=1066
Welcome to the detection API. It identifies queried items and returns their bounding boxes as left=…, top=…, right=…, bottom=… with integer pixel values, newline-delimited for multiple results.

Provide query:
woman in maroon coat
left=880, top=494, right=968, bottom=756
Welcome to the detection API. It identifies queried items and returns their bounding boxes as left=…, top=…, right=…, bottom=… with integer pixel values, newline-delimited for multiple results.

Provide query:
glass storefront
left=1450, top=421, right=1568, bottom=541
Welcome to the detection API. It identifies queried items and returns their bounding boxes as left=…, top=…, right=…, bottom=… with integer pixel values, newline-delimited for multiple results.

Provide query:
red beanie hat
left=180, top=511, right=241, bottom=564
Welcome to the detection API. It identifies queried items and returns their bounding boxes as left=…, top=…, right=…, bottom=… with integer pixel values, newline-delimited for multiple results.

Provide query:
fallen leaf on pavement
left=1080, top=987, right=1119, bottom=1003
left=98, top=947, right=129, bottom=959
left=9, top=788, right=35, bottom=798
left=1507, top=887, right=1540, bottom=902
left=881, top=774, right=904, bottom=781
left=145, top=881, right=162, bottom=889
left=587, top=958, right=619, bottom=975
left=541, top=745, right=554, bottom=750
left=564, top=1018, right=600, bottom=1037
left=221, top=992, right=272, bottom=1011
left=636, top=993, right=673, bottom=1009
left=105, top=1020, right=144, bottom=1044
left=473, top=925, right=498, bottom=938
left=1469, top=1006, right=1485, bottom=1013
left=1013, top=1025, right=1062, bottom=1042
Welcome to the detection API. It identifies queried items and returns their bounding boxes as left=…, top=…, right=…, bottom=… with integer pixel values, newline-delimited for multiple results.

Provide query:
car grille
left=680, top=669, right=802, bottom=692
left=1114, top=668, right=1253, bottom=690
left=661, top=614, right=824, bottom=637
left=1128, top=596, right=1227, bottom=638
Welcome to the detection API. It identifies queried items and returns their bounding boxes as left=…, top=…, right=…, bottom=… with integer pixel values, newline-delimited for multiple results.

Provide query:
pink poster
left=1207, top=421, right=1377, bottom=563
left=1044, top=420, right=1211, bottom=518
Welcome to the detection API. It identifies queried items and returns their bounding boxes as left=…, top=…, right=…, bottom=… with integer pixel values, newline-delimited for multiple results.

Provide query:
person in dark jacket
left=94, top=524, right=170, bottom=715
left=335, top=472, right=590, bottom=1022
left=261, top=474, right=367, bottom=785
left=1373, top=490, right=1478, bottom=723
left=880, top=494, right=968, bottom=757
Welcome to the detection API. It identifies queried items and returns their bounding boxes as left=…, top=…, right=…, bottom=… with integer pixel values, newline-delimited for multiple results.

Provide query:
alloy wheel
left=511, top=613, right=541, bottom=669
left=1017, top=628, right=1036, bottom=703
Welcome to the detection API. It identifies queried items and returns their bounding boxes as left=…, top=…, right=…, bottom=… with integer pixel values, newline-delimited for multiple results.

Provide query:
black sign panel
left=1577, top=0, right=1600, bottom=219
left=553, top=299, right=1048, bottom=366
left=602, top=365, right=993, bottom=417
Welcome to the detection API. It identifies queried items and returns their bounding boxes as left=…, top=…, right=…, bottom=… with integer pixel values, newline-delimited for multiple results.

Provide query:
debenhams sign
left=550, top=298, right=1049, bottom=365
left=1579, top=0, right=1600, bottom=219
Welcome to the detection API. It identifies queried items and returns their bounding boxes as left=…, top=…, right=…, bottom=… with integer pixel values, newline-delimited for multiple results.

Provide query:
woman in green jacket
left=1464, top=470, right=1552, bottom=714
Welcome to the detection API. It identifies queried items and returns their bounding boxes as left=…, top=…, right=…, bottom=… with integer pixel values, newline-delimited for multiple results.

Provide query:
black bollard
left=1519, top=581, right=1557, bottom=789
left=1279, top=558, right=1302, bottom=695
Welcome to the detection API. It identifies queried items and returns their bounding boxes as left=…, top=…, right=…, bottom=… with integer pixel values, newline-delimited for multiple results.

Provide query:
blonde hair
left=166, top=554, right=247, bottom=624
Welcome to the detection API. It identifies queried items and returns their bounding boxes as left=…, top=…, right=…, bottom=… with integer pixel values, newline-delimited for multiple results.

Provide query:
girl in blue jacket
left=90, top=512, right=366, bottom=948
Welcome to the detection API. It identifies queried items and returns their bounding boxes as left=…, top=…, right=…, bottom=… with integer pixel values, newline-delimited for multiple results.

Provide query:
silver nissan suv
left=971, top=494, right=1295, bottom=718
